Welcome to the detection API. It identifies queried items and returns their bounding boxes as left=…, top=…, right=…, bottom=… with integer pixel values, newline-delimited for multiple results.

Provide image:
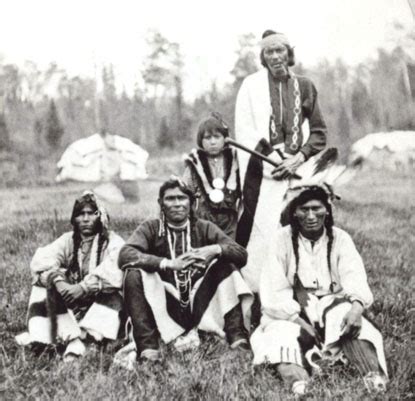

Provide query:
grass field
left=0, top=170, right=414, bottom=400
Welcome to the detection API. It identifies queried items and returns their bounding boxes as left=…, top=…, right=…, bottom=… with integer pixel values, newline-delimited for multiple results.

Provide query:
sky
left=0, top=0, right=413, bottom=98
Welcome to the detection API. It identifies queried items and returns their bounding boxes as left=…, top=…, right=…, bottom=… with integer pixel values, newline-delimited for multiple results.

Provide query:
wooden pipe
left=225, top=137, right=301, bottom=179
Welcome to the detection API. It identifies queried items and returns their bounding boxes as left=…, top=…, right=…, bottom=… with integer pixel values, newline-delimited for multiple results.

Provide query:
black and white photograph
left=1, top=0, right=414, bottom=399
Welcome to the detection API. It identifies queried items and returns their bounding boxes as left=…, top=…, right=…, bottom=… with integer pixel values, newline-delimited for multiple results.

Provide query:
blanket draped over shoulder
left=234, top=69, right=328, bottom=292
left=16, top=231, right=125, bottom=346
left=250, top=226, right=388, bottom=376
left=117, top=219, right=253, bottom=344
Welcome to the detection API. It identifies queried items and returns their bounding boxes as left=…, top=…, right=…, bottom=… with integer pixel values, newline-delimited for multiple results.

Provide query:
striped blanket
left=15, top=230, right=125, bottom=349
left=16, top=285, right=123, bottom=346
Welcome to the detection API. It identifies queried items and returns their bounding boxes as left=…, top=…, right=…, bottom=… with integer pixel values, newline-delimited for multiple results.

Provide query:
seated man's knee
left=123, top=269, right=143, bottom=292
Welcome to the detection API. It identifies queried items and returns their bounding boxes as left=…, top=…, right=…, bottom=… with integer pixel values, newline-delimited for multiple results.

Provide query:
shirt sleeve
left=336, top=230, right=373, bottom=308
left=118, top=221, right=164, bottom=273
left=260, top=232, right=301, bottom=321
left=30, top=232, right=73, bottom=286
left=82, top=232, right=125, bottom=292
left=205, top=221, right=247, bottom=268
left=300, top=79, right=327, bottom=160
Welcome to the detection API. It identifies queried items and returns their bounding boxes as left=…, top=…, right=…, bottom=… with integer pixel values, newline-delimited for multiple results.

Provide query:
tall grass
left=0, top=171, right=413, bottom=400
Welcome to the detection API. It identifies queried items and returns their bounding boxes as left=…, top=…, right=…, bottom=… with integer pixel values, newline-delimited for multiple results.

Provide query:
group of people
left=16, top=30, right=388, bottom=395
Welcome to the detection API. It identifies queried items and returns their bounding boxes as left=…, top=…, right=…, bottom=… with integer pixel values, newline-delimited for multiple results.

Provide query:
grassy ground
left=0, top=171, right=414, bottom=400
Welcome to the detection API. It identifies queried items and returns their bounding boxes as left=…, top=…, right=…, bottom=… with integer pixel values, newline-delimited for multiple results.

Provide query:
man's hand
left=294, top=316, right=322, bottom=347
left=55, top=281, right=85, bottom=304
left=84, top=279, right=100, bottom=294
left=190, top=245, right=221, bottom=266
left=340, top=301, right=363, bottom=338
left=166, top=253, right=202, bottom=271
left=163, top=245, right=221, bottom=271
left=271, top=152, right=305, bottom=180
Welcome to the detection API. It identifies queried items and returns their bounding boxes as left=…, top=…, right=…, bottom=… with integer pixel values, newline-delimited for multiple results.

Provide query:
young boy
left=182, top=112, right=241, bottom=239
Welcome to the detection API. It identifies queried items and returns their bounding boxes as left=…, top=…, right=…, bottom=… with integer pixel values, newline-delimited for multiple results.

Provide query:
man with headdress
left=115, top=178, right=252, bottom=367
left=250, top=184, right=388, bottom=395
left=234, top=30, right=328, bottom=293
left=16, top=191, right=125, bottom=361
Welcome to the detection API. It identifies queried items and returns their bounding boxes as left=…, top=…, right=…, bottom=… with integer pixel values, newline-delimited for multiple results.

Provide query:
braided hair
left=288, top=186, right=336, bottom=292
left=68, top=194, right=109, bottom=282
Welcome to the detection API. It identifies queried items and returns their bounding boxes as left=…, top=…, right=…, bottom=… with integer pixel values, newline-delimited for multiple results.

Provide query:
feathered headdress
left=279, top=147, right=342, bottom=226
left=280, top=183, right=339, bottom=227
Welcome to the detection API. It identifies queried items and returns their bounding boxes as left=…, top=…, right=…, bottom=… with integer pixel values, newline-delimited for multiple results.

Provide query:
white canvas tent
left=350, top=131, right=415, bottom=172
left=56, top=133, right=149, bottom=182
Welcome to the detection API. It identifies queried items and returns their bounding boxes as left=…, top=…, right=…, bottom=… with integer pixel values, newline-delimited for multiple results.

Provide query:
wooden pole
left=225, top=137, right=301, bottom=179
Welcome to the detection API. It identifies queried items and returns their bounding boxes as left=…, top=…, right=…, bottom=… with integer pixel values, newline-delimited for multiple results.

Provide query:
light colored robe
left=235, top=68, right=328, bottom=292
left=251, top=226, right=387, bottom=376
left=16, top=231, right=125, bottom=348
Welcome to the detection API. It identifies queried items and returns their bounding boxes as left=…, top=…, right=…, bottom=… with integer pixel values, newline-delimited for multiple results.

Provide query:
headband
left=260, top=33, right=291, bottom=50
left=71, top=190, right=109, bottom=230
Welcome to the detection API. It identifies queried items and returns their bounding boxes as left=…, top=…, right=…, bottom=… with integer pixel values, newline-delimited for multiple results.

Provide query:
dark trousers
left=124, top=269, right=160, bottom=353
left=224, top=304, right=248, bottom=344
left=123, top=269, right=247, bottom=352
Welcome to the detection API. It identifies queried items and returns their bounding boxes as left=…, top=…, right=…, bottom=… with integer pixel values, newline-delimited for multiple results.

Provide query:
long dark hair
left=289, top=187, right=336, bottom=291
left=196, top=112, right=230, bottom=149
left=68, top=195, right=109, bottom=281
left=158, top=178, right=197, bottom=237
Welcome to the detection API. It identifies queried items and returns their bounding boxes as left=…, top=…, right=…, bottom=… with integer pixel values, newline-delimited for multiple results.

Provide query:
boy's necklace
left=206, top=155, right=225, bottom=203
left=207, top=155, right=224, bottom=178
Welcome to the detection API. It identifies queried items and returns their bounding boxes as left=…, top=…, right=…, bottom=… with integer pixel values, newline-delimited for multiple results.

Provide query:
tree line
left=0, top=27, right=414, bottom=168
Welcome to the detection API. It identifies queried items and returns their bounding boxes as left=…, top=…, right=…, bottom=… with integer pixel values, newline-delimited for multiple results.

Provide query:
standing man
left=235, top=30, right=328, bottom=293
left=116, top=178, right=252, bottom=367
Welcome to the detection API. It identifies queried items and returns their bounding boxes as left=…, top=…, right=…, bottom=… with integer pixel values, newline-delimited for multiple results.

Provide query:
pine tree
left=230, top=33, right=258, bottom=90
left=158, top=116, right=173, bottom=148
left=0, top=113, right=9, bottom=150
left=337, top=103, right=352, bottom=161
left=45, top=100, right=64, bottom=149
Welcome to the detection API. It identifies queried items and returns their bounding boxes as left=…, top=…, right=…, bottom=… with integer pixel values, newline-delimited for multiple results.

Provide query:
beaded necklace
left=166, top=221, right=193, bottom=308
left=269, top=72, right=302, bottom=152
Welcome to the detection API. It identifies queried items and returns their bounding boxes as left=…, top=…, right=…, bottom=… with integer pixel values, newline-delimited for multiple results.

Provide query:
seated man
left=16, top=191, right=125, bottom=361
left=116, top=178, right=252, bottom=366
left=250, top=184, right=388, bottom=395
